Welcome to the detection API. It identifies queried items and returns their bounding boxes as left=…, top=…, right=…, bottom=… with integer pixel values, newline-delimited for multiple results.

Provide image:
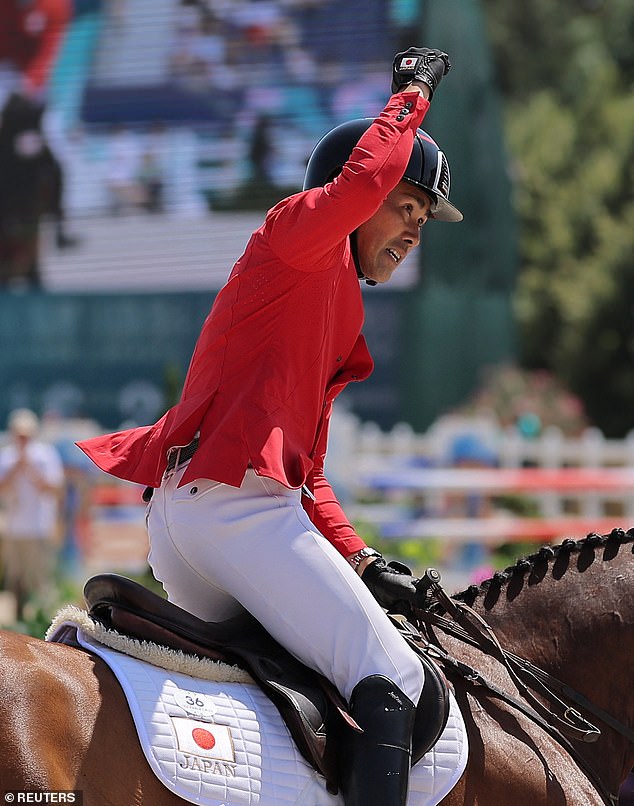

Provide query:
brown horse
left=0, top=529, right=632, bottom=805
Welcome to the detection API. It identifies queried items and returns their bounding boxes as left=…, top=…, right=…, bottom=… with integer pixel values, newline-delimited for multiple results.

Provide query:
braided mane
left=454, top=527, right=634, bottom=607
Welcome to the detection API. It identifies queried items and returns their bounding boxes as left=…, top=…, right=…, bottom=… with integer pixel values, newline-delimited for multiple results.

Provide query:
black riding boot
left=339, top=674, right=416, bottom=806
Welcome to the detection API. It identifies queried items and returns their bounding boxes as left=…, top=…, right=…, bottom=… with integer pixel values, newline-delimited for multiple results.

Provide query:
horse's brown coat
left=0, top=532, right=632, bottom=805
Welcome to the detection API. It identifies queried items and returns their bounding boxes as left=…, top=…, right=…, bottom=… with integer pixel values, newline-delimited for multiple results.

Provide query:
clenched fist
left=391, top=47, right=452, bottom=99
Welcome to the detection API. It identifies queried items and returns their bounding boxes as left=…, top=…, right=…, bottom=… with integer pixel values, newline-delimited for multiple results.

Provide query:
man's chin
left=366, top=269, right=394, bottom=284
left=358, top=258, right=397, bottom=284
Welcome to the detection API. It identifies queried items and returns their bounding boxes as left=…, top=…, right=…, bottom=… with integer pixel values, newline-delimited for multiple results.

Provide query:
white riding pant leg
left=147, top=466, right=424, bottom=705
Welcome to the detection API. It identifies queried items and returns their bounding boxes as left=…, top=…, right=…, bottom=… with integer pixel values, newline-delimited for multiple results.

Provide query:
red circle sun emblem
left=192, top=727, right=216, bottom=750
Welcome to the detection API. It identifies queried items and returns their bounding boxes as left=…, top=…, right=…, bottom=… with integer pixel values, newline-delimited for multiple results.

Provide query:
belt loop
left=165, top=445, right=180, bottom=476
left=301, top=484, right=316, bottom=502
left=165, top=436, right=199, bottom=473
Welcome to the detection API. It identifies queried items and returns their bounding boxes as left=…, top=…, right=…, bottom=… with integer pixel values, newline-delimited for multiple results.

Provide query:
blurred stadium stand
left=52, top=0, right=394, bottom=215
left=1, top=0, right=516, bottom=438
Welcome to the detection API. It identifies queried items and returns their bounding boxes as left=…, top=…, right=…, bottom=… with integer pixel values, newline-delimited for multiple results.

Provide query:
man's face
left=355, top=181, right=432, bottom=284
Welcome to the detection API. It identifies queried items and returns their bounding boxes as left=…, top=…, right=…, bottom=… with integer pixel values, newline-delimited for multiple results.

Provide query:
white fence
left=349, top=415, right=634, bottom=470
left=330, top=412, right=634, bottom=544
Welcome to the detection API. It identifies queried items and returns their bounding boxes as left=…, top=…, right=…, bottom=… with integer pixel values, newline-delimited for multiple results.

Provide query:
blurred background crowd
left=1, top=3, right=633, bottom=796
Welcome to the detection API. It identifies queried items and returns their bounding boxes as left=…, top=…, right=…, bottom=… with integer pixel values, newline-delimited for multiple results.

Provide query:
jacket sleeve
left=311, top=471, right=367, bottom=557
left=309, top=402, right=367, bottom=557
left=266, top=91, right=430, bottom=270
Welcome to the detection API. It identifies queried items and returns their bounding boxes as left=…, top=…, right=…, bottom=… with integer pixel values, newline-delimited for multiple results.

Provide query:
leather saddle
left=82, top=573, right=450, bottom=794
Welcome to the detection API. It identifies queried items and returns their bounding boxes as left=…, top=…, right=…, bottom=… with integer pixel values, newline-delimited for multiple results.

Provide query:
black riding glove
left=361, top=554, right=418, bottom=610
left=391, top=47, right=452, bottom=99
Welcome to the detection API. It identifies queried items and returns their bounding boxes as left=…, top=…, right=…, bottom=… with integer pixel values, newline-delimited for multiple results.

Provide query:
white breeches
left=147, top=466, right=425, bottom=704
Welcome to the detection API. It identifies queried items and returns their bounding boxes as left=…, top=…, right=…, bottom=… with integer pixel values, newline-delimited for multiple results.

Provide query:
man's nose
left=404, top=226, right=420, bottom=246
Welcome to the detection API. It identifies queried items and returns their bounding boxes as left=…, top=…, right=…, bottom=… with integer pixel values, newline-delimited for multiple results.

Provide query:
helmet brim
left=431, top=196, right=463, bottom=223
left=402, top=178, right=463, bottom=222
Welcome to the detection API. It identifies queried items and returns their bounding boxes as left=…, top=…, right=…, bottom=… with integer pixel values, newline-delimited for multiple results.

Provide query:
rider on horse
left=77, top=47, right=462, bottom=806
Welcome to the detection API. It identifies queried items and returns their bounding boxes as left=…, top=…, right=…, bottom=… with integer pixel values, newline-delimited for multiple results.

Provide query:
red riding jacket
left=78, top=90, right=430, bottom=556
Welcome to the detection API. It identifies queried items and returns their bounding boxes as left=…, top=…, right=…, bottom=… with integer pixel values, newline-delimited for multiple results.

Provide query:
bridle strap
left=418, top=601, right=634, bottom=744
left=417, top=574, right=601, bottom=742
left=411, top=632, right=620, bottom=806
left=561, top=686, right=634, bottom=744
left=503, top=652, right=634, bottom=744
left=410, top=570, right=628, bottom=806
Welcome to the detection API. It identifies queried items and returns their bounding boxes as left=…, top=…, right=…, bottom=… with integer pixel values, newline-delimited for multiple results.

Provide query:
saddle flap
left=84, top=573, right=341, bottom=790
left=412, top=652, right=451, bottom=764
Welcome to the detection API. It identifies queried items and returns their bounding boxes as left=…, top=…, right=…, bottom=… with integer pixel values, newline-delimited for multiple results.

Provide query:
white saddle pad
left=49, top=614, right=468, bottom=806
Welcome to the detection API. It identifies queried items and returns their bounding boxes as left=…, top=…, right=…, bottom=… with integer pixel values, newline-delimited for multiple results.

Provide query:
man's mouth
left=386, top=248, right=401, bottom=264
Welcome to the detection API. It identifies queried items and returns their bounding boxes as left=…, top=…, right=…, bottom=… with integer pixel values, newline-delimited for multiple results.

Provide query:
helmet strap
left=350, top=232, right=377, bottom=287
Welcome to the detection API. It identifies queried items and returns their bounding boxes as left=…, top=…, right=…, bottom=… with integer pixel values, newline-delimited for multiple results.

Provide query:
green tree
left=481, top=0, right=634, bottom=99
left=480, top=0, right=634, bottom=435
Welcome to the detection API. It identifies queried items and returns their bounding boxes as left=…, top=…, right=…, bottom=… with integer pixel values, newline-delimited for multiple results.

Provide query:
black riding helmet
left=303, top=118, right=463, bottom=223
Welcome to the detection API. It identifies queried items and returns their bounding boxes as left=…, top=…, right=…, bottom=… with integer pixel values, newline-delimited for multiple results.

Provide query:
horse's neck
left=468, top=539, right=634, bottom=788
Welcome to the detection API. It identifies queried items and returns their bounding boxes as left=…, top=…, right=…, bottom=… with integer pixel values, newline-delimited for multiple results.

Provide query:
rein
left=409, top=569, right=628, bottom=806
